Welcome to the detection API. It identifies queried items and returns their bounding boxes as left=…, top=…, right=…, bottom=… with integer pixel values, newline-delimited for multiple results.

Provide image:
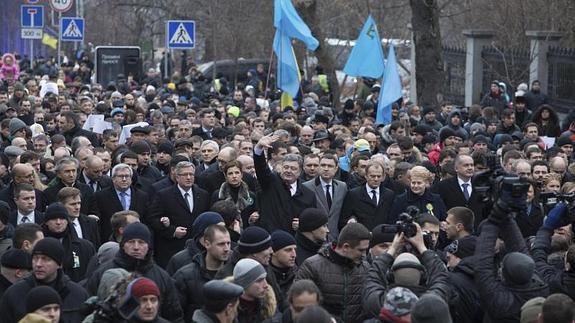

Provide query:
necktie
left=184, top=192, right=191, bottom=211
left=462, top=183, right=470, bottom=201
left=120, top=192, right=128, bottom=210
left=371, top=189, right=378, bottom=205
left=325, top=184, right=332, bottom=209
left=88, top=180, right=97, bottom=192
left=21, top=216, right=29, bottom=224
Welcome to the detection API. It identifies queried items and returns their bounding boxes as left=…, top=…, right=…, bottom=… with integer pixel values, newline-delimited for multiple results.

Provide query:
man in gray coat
left=303, top=153, right=347, bottom=241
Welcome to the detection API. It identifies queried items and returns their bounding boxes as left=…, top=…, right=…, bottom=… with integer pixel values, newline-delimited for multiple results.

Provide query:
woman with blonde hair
left=390, top=165, right=447, bottom=222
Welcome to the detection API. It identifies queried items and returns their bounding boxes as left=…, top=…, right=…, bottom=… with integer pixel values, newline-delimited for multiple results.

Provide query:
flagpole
left=264, top=46, right=274, bottom=100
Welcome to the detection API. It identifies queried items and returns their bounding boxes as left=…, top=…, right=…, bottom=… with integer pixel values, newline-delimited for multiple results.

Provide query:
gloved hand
left=543, top=202, right=568, bottom=230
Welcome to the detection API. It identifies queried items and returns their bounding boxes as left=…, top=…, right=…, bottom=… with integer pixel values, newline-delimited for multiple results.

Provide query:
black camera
left=490, top=176, right=530, bottom=222
left=540, top=192, right=575, bottom=209
left=381, top=205, right=419, bottom=238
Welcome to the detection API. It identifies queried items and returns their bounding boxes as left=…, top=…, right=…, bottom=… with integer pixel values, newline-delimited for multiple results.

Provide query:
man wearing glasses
left=0, top=163, right=47, bottom=212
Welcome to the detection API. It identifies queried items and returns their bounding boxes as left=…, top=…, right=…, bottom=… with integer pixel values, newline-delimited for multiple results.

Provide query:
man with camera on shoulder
left=363, top=220, right=450, bottom=319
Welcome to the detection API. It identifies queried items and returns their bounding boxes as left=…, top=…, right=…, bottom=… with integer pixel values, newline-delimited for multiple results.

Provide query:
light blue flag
left=273, top=30, right=301, bottom=98
left=274, top=0, right=319, bottom=51
left=273, top=0, right=319, bottom=97
left=376, top=44, right=403, bottom=125
left=343, top=15, right=385, bottom=78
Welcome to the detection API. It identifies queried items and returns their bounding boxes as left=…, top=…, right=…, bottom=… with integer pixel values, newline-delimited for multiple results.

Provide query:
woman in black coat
left=516, top=180, right=544, bottom=238
left=211, top=160, right=258, bottom=228
left=531, top=104, right=561, bottom=137
left=390, top=166, right=447, bottom=222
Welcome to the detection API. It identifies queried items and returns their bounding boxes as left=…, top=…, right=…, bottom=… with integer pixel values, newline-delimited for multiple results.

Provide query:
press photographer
left=363, top=220, right=450, bottom=319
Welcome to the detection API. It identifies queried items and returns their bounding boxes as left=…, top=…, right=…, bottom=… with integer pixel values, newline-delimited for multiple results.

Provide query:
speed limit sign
left=50, top=0, right=74, bottom=12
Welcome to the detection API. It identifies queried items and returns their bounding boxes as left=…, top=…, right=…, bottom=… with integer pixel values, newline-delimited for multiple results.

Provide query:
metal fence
left=481, top=47, right=531, bottom=96
left=442, top=45, right=466, bottom=106
left=548, top=47, right=575, bottom=111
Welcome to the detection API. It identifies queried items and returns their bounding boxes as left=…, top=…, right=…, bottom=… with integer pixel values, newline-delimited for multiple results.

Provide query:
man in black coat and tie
left=0, top=164, right=47, bottom=212
left=253, top=134, right=317, bottom=233
left=57, top=187, right=101, bottom=248
left=432, top=154, right=487, bottom=229
left=9, top=183, right=45, bottom=227
left=149, top=161, right=210, bottom=267
left=94, top=163, right=149, bottom=242
left=191, top=108, right=216, bottom=140
left=340, top=161, right=395, bottom=230
left=77, top=155, right=112, bottom=193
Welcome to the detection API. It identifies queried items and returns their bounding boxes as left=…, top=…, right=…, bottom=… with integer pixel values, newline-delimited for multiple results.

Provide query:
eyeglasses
left=177, top=172, right=195, bottom=177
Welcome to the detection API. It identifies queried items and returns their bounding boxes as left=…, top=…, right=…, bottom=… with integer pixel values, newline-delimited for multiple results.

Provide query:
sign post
left=165, top=20, right=196, bottom=80
left=21, top=5, right=44, bottom=70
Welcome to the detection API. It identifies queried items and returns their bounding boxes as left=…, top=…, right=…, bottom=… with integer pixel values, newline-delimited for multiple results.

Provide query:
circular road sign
left=50, top=0, right=74, bottom=13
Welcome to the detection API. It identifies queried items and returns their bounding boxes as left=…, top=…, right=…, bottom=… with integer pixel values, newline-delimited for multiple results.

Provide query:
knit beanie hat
left=121, top=222, right=152, bottom=247
left=191, top=212, right=224, bottom=239
left=1, top=248, right=32, bottom=269
left=44, top=203, right=69, bottom=222
left=9, top=118, right=27, bottom=136
left=502, top=252, right=535, bottom=286
left=25, top=286, right=62, bottom=313
left=382, top=287, right=419, bottom=317
left=130, top=277, right=160, bottom=299
left=557, top=134, right=573, bottom=147
left=422, top=106, right=435, bottom=116
left=271, top=230, right=296, bottom=252
left=157, top=141, right=174, bottom=155
left=520, top=297, right=545, bottom=323
left=411, top=294, right=452, bottom=323
left=298, top=208, right=328, bottom=232
left=238, top=226, right=271, bottom=254
left=32, top=237, right=64, bottom=266
left=413, top=125, right=432, bottom=136
left=130, top=140, right=151, bottom=154
left=233, top=258, right=267, bottom=289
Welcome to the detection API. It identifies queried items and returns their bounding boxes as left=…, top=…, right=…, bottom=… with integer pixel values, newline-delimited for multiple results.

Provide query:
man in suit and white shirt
left=432, top=154, right=486, bottom=229
left=149, top=161, right=210, bottom=267
left=57, top=187, right=101, bottom=248
left=10, top=183, right=44, bottom=227
left=303, top=153, right=347, bottom=241
left=78, top=155, right=112, bottom=193
left=94, top=163, right=149, bottom=243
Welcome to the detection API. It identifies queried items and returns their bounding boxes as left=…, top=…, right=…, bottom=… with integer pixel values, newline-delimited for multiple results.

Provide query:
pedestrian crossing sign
left=166, top=20, right=195, bottom=49
left=60, top=17, right=84, bottom=41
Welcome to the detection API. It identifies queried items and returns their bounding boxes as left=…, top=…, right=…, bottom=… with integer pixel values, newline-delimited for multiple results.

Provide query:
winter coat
left=389, top=188, right=447, bottom=223
left=475, top=220, right=549, bottom=323
left=235, top=278, right=277, bottom=323
left=85, top=249, right=184, bottom=323
left=173, top=252, right=218, bottom=322
left=515, top=202, right=544, bottom=238
left=363, top=250, right=450, bottom=318
left=0, top=270, right=88, bottom=323
left=438, top=111, right=469, bottom=140
left=270, top=263, right=296, bottom=310
left=191, top=309, right=220, bottom=323
left=253, top=150, right=317, bottom=233
left=532, top=227, right=575, bottom=301
left=448, top=256, right=483, bottom=323
left=296, top=244, right=369, bottom=323
left=295, top=232, right=323, bottom=266
left=166, top=238, right=203, bottom=275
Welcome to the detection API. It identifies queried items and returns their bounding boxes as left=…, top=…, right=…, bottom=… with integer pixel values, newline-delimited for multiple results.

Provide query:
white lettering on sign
left=101, top=54, right=121, bottom=64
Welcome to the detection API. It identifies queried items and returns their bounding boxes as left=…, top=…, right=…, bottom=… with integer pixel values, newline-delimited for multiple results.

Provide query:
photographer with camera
left=474, top=177, right=549, bottom=322
left=531, top=202, right=575, bottom=301
left=363, top=221, right=450, bottom=318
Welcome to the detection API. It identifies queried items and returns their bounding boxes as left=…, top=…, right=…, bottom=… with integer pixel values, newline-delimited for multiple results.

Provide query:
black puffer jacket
left=532, top=227, right=575, bottom=300
left=449, top=256, right=483, bottom=323
left=0, top=270, right=88, bottom=323
left=475, top=220, right=549, bottom=323
left=85, top=249, right=184, bottom=323
left=173, top=252, right=217, bottom=322
left=165, top=238, right=203, bottom=275
left=363, top=249, right=450, bottom=318
left=295, top=232, right=323, bottom=266
left=296, top=244, right=368, bottom=323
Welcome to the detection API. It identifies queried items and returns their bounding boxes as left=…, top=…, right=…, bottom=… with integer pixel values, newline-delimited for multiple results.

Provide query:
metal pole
left=164, top=51, right=168, bottom=80
left=30, top=39, right=34, bottom=71
left=57, top=12, right=61, bottom=67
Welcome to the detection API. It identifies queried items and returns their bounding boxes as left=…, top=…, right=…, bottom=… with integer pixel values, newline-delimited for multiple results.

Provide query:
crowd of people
left=0, top=51, right=575, bottom=323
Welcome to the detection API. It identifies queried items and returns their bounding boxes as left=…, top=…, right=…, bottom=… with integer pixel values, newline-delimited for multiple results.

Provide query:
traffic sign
left=60, top=17, right=84, bottom=41
left=166, top=20, right=195, bottom=49
left=50, top=0, right=74, bottom=13
left=21, top=5, right=44, bottom=28
left=21, top=28, right=43, bottom=39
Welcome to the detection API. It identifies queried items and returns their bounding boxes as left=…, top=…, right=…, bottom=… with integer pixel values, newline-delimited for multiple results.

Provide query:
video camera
left=540, top=192, right=575, bottom=209
left=381, top=206, right=435, bottom=249
left=490, top=176, right=531, bottom=222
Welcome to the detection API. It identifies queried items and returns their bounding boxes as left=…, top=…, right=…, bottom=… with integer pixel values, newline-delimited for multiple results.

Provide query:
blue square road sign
left=61, top=17, right=84, bottom=41
left=21, top=5, right=44, bottom=28
left=166, top=20, right=195, bottom=49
